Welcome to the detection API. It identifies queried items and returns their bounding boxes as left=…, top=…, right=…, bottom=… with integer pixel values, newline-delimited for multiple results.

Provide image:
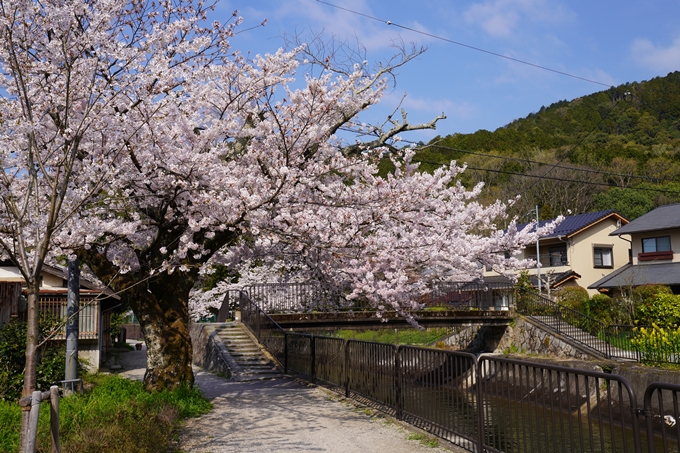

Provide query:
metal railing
left=243, top=283, right=366, bottom=313
left=420, top=281, right=514, bottom=311
left=517, top=290, right=680, bottom=364
left=238, top=289, right=680, bottom=452
left=244, top=281, right=516, bottom=314
left=644, top=383, right=680, bottom=453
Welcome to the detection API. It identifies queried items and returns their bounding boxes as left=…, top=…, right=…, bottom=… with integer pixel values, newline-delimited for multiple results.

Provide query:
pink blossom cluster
left=0, top=0, right=555, bottom=325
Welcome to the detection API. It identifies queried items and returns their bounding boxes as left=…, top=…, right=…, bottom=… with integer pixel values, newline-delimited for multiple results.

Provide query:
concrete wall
left=189, top=323, right=233, bottom=378
left=442, top=319, right=593, bottom=360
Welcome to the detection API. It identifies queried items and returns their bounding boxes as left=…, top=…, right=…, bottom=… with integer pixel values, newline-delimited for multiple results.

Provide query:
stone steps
left=214, top=324, right=281, bottom=379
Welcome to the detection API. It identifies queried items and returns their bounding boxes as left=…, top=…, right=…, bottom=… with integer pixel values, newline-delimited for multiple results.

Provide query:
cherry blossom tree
left=1, top=1, right=551, bottom=425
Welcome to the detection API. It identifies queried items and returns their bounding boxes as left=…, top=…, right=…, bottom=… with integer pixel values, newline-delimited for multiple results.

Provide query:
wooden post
left=25, top=390, right=42, bottom=453
left=49, top=386, right=60, bottom=453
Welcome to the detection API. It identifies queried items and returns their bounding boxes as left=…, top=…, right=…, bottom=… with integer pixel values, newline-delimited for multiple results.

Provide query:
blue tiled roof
left=517, top=210, right=626, bottom=239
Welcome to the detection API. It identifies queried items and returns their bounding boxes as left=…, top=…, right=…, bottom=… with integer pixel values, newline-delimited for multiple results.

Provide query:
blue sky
left=214, top=0, right=680, bottom=142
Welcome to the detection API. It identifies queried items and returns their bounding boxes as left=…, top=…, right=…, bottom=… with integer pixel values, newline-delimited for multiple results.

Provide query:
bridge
left=191, top=286, right=680, bottom=453
left=227, top=281, right=515, bottom=330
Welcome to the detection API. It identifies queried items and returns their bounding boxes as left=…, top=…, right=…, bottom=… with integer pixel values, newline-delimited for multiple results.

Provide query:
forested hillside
left=412, top=71, right=680, bottom=221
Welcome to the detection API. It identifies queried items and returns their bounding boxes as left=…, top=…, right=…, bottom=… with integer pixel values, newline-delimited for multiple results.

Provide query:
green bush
left=631, top=284, right=672, bottom=305
left=513, top=271, right=534, bottom=313
left=554, top=286, right=589, bottom=311
left=583, top=293, right=614, bottom=325
left=0, top=316, right=69, bottom=401
left=0, top=374, right=211, bottom=453
left=636, top=293, right=680, bottom=327
left=631, top=324, right=680, bottom=363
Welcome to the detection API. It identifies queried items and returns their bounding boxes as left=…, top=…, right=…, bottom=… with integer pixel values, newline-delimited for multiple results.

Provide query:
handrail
left=516, top=289, right=614, bottom=358
left=236, top=284, right=680, bottom=452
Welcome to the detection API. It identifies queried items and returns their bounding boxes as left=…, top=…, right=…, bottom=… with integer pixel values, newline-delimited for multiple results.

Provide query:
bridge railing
left=239, top=290, right=679, bottom=452
left=243, top=283, right=370, bottom=313
left=243, top=281, right=515, bottom=314
left=421, top=281, right=514, bottom=311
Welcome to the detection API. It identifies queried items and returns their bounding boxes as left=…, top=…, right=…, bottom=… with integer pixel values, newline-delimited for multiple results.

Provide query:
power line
left=316, top=0, right=612, bottom=88
left=417, top=143, right=680, bottom=185
left=411, top=158, right=680, bottom=196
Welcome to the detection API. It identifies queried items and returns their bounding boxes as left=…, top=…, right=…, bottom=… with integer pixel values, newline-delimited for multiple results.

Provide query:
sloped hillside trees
left=0, top=0, right=550, bottom=410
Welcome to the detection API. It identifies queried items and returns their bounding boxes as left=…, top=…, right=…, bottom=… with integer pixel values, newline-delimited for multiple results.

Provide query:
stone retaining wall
left=189, top=323, right=235, bottom=378
left=442, top=318, right=592, bottom=360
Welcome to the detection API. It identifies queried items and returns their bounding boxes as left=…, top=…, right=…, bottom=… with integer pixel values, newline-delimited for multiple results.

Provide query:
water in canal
left=401, top=385, right=672, bottom=453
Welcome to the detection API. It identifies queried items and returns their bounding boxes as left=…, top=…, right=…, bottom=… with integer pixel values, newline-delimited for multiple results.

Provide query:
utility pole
left=535, top=205, right=542, bottom=294
left=65, top=259, right=80, bottom=383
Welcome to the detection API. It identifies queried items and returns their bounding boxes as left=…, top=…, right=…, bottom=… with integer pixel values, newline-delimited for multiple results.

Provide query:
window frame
left=641, top=236, right=671, bottom=253
left=593, top=246, right=613, bottom=269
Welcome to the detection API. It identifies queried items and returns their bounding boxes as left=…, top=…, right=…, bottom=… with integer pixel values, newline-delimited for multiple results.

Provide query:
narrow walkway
left=114, top=344, right=464, bottom=453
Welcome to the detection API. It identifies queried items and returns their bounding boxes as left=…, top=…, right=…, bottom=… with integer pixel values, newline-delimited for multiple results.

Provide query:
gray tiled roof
left=588, top=262, right=680, bottom=289
left=610, top=203, right=680, bottom=236
left=517, top=210, right=627, bottom=239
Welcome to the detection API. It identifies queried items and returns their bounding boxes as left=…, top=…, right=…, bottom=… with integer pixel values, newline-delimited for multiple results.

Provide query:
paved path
left=114, top=344, right=463, bottom=453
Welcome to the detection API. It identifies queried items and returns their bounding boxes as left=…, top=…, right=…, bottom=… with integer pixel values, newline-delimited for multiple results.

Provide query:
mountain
left=412, top=71, right=680, bottom=220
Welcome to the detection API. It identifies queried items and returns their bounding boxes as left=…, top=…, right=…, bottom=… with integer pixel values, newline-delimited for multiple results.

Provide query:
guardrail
left=239, top=289, right=680, bottom=452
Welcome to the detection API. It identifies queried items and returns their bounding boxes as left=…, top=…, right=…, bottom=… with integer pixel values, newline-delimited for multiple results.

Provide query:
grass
left=328, top=327, right=455, bottom=346
left=0, top=374, right=212, bottom=453
left=408, top=432, right=440, bottom=448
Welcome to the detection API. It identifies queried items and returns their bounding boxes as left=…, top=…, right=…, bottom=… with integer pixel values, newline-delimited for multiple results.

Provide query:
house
left=0, top=263, right=119, bottom=370
left=485, top=210, right=631, bottom=295
left=589, top=203, right=680, bottom=294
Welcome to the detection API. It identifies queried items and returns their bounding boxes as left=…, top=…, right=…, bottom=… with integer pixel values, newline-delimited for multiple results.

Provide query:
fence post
left=49, top=386, right=60, bottom=453
left=475, top=358, right=485, bottom=453
left=310, top=336, right=316, bottom=383
left=395, top=346, right=402, bottom=421
left=284, top=333, right=288, bottom=374
left=345, top=340, right=350, bottom=398
left=25, top=390, right=42, bottom=453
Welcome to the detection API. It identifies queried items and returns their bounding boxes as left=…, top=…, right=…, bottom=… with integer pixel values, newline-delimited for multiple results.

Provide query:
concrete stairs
left=213, top=323, right=282, bottom=380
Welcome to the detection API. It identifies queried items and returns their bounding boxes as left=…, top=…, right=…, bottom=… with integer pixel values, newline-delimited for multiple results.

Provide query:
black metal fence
left=243, top=283, right=365, bottom=312
left=420, top=281, right=514, bottom=311
left=239, top=290, right=680, bottom=453
left=517, top=290, right=680, bottom=364
left=244, top=281, right=515, bottom=314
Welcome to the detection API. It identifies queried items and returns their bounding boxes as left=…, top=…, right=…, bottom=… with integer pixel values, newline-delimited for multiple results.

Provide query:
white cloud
left=631, top=36, right=680, bottom=73
left=464, top=0, right=572, bottom=38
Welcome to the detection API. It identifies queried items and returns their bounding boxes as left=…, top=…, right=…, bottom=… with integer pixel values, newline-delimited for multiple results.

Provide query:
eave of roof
left=609, top=203, right=680, bottom=236
left=517, top=210, right=629, bottom=240
left=589, top=262, right=680, bottom=289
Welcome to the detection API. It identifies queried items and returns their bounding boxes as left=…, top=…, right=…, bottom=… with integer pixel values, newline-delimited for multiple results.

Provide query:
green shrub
left=583, top=293, right=614, bottom=325
left=0, top=374, right=211, bottom=453
left=636, top=293, right=680, bottom=327
left=631, top=284, right=672, bottom=305
left=0, top=316, right=69, bottom=401
left=631, top=324, right=680, bottom=363
left=554, top=286, right=589, bottom=311
left=513, top=271, right=534, bottom=313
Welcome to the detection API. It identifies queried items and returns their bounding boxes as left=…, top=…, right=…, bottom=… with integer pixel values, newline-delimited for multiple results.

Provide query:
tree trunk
left=20, top=283, right=40, bottom=452
left=129, top=273, right=195, bottom=390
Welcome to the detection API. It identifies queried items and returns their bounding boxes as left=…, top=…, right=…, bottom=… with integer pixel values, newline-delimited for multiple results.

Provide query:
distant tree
left=592, top=188, right=654, bottom=220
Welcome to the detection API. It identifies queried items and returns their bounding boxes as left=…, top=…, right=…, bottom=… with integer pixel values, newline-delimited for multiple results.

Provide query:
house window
left=594, top=247, right=613, bottom=268
left=548, top=245, right=567, bottom=267
left=642, top=236, right=671, bottom=253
